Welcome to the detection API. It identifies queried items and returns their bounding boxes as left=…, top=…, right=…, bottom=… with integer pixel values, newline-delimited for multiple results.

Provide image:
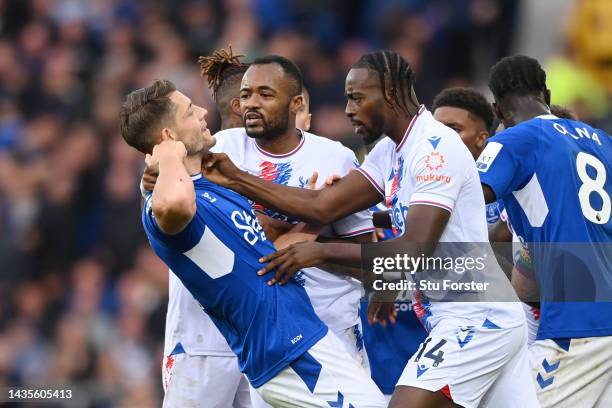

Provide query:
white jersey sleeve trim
left=336, top=226, right=375, bottom=238
left=355, top=168, right=385, bottom=197
left=409, top=191, right=454, bottom=213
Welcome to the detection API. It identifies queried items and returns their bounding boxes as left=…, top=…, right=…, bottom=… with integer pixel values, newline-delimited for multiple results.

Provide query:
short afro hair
left=432, top=87, right=494, bottom=131
left=251, top=55, right=303, bottom=96
left=488, top=55, right=549, bottom=103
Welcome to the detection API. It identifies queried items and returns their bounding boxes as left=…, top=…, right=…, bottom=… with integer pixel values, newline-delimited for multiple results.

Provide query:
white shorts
left=248, top=324, right=371, bottom=408
left=162, top=353, right=251, bottom=408
left=335, top=322, right=370, bottom=370
left=397, top=318, right=539, bottom=408
left=255, top=330, right=386, bottom=407
left=521, top=303, right=541, bottom=348
left=530, top=336, right=612, bottom=408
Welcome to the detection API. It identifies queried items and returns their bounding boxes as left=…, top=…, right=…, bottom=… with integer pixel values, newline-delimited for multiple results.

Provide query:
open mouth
left=244, top=111, right=263, bottom=126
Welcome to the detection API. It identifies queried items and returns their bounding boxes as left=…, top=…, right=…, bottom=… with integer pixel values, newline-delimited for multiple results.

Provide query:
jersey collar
left=536, top=114, right=559, bottom=120
left=190, top=173, right=203, bottom=181
left=254, top=129, right=306, bottom=158
left=396, top=105, right=426, bottom=152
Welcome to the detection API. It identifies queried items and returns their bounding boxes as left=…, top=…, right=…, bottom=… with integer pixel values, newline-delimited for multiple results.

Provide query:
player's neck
left=388, top=102, right=422, bottom=145
left=388, top=116, right=414, bottom=145
left=512, top=108, right=550, bottom=126
left=505, top=97, right=550, bottom=127
left=255, top=127, right=302, bottom=155
left=184, top=154, right=204, bottom=176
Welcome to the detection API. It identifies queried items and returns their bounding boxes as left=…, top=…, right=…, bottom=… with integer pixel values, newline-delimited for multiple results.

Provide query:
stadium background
left=0, top=0, right=610, bottom=406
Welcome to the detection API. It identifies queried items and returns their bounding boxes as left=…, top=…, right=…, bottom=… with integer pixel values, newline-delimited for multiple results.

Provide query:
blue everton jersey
left=486, top=199, right=504, bottom=226
left=142, top=174, right=327, bottom=387
left=359, top=298, right=426, bottom=394
left=478, top=115, right=612, bottom=339
left=359, top=212, right=427, bottom=394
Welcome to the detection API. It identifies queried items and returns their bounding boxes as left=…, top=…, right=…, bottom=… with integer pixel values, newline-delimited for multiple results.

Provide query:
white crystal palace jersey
left=163, top=270, right=234, bottom=356
left=214, top=127, right=374, bottom=333
left=358, top=106, right=524, bottom=331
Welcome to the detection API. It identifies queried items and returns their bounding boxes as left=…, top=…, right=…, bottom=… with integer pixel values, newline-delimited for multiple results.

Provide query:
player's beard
left=184, top=129, right=210, bottom=156
left=185, top=141, right=201, bottom=155
left=362, top=114, right=386, bottom=145
left=244, top=104, right=291, bottom=141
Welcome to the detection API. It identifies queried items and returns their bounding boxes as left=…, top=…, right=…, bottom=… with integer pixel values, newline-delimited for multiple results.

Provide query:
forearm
left=373, top=211, right=392, bottom=229
left=152, top=154, right=195, bottom=224
left=511, top=267, right=539, bottom=303
left=227, top=169, right=380, bottom=225
left=230, top=171, right=331, bottom=224
left=320, top=242, right=362, bottom=268
left=489, top=220, right=512, bottom=243
left=317, top=233, right=372, bottom=279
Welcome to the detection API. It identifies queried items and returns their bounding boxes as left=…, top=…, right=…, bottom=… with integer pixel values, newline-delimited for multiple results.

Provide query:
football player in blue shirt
left=479, top=55, right=612, bottom=408
left=432, top=87, right=506, bottom=229
left=119, top=79, right=386, bottom=407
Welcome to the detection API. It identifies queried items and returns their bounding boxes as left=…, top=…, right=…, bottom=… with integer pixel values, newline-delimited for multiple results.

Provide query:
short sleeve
left=142, top=194, right=205, bottom=252
left=477, top=124, right=539, bottom=200
left=356, top=139, right=390, bottom=198
left=330, top=148, right=374, bottom=237
left=408, top=138, right=470, bottom=213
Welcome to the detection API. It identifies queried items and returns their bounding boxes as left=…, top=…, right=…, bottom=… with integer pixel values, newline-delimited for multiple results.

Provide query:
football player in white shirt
left=143, top=47, right=253, bottom=408
left=202, top=50, right=538, bottom=408
left=212, top=55, right=376, bottom=408
left=214, top=55, right=374, bottom=368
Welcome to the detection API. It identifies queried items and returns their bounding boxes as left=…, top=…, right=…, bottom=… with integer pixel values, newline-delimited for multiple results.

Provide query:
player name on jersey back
left=478, top=114, right=612, bottom=339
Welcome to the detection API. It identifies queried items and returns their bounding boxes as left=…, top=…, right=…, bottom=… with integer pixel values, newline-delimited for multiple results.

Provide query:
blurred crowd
left=0, top=0, right=610, bottom=406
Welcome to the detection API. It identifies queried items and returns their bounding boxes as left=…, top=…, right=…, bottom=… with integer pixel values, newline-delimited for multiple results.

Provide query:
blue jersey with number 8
left=478, top=114, right=612, bottom=339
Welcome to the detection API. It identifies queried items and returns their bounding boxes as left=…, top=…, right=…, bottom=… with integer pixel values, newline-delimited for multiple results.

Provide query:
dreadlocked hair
left=352, top=50, right=417, bottom=117
left=488, top=55, right=548, bottom=102
left=199, top=46, right=247, bottom=100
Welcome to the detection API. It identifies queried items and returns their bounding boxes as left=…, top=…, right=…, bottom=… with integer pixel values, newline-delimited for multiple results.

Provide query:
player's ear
left=290, top=94, right=303, bottom=115
left=476, top=131, right=488, bottom=150
left=544, top=88, right=550, bottom=106
left=304, top=113, right=312, bottom=132
left=230, top=97, right=241, bottom=117
left=493, top=102, right=504, bottom=123
left=160, top=127, right=174, bottom=141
